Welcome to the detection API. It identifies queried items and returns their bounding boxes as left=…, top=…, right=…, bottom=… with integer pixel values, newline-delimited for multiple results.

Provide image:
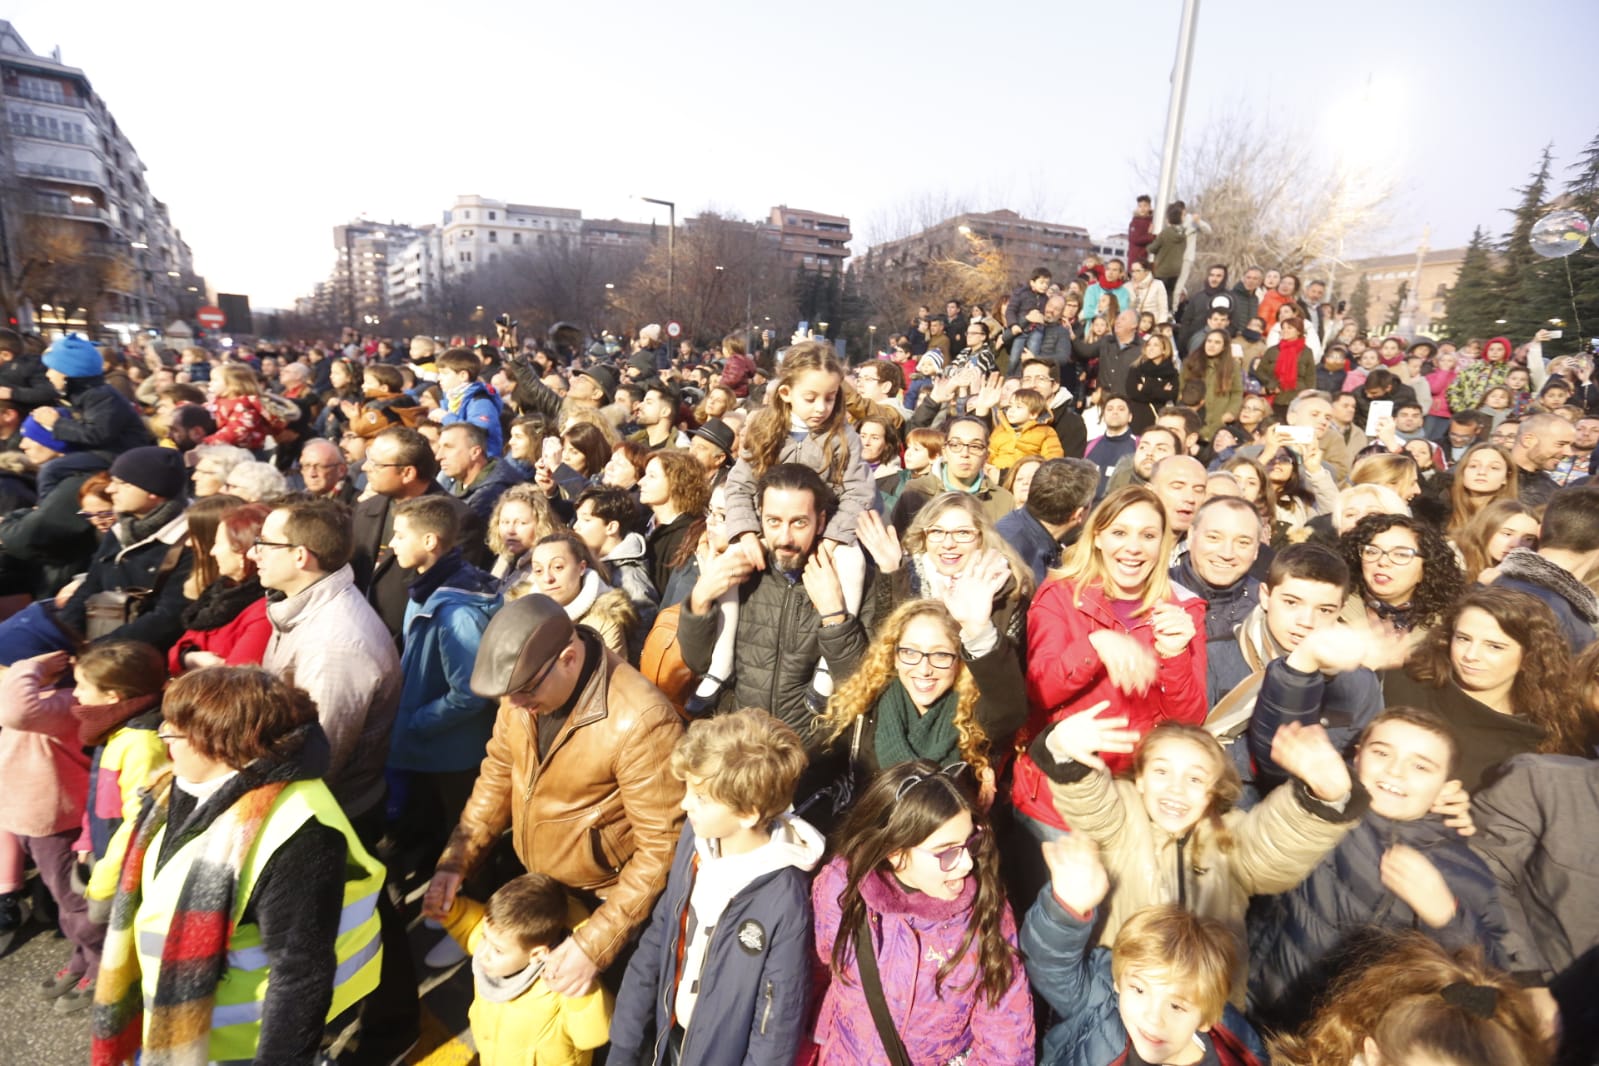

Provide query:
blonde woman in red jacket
left=1011, top=485, right=1208, bottom=840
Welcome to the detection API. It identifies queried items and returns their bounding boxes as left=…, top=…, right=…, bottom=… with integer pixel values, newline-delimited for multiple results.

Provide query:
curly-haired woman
left=1339, top=512, right=1464, bottom=664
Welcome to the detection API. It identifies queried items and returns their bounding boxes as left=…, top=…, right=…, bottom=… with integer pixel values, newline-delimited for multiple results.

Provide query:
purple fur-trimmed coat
left=808, top=856, right=1034, bottom=1066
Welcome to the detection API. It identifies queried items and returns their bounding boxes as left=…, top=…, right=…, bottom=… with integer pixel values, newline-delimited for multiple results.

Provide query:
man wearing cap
left=424, top=593, right=684, bottom=996
left=0, top=446, right=192, bottom=663
left=688, top=417, right=736, bottom=480
left=506, top=356, right=616, bottom=423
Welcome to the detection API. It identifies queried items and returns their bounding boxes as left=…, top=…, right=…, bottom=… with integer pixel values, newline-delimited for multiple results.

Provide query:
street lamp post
left=130, top=240, right=149, bottom=332
left=638, top=196, right=676, bottom=326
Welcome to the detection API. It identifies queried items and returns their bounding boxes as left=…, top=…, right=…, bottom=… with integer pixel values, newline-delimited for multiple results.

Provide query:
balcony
left=4, top=82, right=84, bottom=107
left=32, top=198, right=111, bottom=224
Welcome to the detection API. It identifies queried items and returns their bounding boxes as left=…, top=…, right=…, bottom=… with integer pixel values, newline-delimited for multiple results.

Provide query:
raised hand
left=971, top=373, right=1005, bottom=416
left=1043, top=699, right=1136, bottom=773
left=941, top=549, right=1010, bottom=636
left=1286, top=626, right=1371, bottom=676
left=1430, top=779, right=1476, bottom=837
left=1087, top=629, right=1158, bottom=694
left=801, top=540, right=845, bottom=617
left=1041, top=834, right=1110, bottom=916
left=856, top=510, right=903, bottom=573
left=1381, top=845, right=1458, bottom=929
left=1269, top=722, right=1352, bottom=802
left=689, top=544, right=758, bottom=615
left=1149, top=602, right=1196, bottom=660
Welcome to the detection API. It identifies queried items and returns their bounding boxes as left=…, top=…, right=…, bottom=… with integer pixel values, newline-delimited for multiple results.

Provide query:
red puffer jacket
left=1011, top=576, right=1208, bottom=830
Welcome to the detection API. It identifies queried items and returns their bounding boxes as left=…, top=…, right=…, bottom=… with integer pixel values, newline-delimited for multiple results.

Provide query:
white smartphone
left=1547, top=330, right=1564, bottom=340
left=1279, top=425, right=1314, bottom=446
left=1365, top=399, right=1393, bottom=437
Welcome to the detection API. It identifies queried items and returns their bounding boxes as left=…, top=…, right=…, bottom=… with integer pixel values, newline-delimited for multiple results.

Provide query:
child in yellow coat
left=989, top=387, right=1065, bottom=473
left=442, top=873, right=613, bottom=1066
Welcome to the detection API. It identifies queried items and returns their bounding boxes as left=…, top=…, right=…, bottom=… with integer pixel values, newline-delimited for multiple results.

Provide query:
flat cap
left=470, top=594, right=575, bottom=698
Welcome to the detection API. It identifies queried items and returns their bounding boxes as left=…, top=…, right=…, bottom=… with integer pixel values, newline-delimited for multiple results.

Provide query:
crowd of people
left=0, top=227, right=1596, bottom=1066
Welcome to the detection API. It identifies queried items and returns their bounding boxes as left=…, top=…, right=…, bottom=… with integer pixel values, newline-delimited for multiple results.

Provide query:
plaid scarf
left=91, top=772, right=289, bottom=1066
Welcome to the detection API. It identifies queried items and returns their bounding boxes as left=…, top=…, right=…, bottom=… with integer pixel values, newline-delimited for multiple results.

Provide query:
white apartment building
left=440, top=194, right=580, bottom=273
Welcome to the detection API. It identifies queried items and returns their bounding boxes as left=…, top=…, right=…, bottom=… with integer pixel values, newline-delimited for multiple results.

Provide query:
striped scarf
left=91, top=773, right=289, bottom=1066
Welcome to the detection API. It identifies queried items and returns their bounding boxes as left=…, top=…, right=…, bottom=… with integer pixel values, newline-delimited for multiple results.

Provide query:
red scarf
left=1275, top=338, right=1306, bottom=392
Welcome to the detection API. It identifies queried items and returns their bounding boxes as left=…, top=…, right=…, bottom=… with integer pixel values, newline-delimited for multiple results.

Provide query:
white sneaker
left=423, top=932, right=468, bottom=969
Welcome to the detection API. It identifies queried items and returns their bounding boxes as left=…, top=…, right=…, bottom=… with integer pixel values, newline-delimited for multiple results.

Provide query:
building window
left=489, top=211, right=497, bottom=220
left=14, top=75, right=67, bottom=104
left=488, top=231, right=497, bottom=243
left=512, top=233, right=521, bottom=244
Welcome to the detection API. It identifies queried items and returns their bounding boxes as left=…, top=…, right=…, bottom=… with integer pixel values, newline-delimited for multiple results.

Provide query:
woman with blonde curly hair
left=485, top=483, right=561, bottom=588
left=1270, top=931, right=1548, bottom=1066
left=815, top=599, right=1026, bottom=811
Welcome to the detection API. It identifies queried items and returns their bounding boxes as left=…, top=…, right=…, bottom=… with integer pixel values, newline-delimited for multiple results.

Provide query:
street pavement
left=1, top=880, right=483, bottom=1066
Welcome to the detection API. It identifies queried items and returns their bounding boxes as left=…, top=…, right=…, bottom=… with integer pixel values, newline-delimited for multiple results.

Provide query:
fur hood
left=1498, top=549, right=1599, bottom=623
left=576, top=585, right=638, bottom=655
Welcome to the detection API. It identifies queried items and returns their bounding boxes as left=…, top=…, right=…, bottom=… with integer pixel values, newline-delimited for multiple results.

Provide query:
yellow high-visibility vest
left=132, top=779, right=384, bottom=1062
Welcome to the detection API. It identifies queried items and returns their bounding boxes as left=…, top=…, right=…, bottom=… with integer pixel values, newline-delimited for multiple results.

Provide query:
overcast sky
left=8, top=0, right=1598, bottom=308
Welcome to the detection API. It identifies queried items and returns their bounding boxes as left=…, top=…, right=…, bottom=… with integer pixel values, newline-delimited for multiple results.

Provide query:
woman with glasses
left=91, top=668, right=384, bottom=1066
left=1339, top=513, right=1464, bottom=664
left=809, top=761, right=1033, bottom=1065
left=1125, top=260, right=1171, bottom=325
left=857, top=493, right=1036, bottom=660
left=170, top=502, right=273, bottom=674
left=814, top=599, right=1026, bottom=816
left=1384, top=586, right=1586, bottom=791
left=1011, top=485, right=1206, bottom=842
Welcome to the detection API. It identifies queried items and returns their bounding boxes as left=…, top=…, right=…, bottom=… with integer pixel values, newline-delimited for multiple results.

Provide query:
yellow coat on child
left=989, top=410, right=1064, bottom=472
left=443, top=896, right=614, bottom=1066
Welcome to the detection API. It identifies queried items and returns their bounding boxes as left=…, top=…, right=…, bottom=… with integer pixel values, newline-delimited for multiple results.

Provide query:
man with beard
left=677, top=464, right=868, bottom=734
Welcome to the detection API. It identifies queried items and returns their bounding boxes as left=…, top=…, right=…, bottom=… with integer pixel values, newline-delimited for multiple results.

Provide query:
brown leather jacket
left=437, top=642, right=685, bottom=968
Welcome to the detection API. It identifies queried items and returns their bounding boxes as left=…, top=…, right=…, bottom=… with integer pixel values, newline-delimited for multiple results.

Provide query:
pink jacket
left=810, top=857, right=1034, bottom=1066
left=1012, top=577, right=1208, bottom=830
left=1425, top=367, right=1458, bottom=417
left=0, top=655, right=90, bottom=837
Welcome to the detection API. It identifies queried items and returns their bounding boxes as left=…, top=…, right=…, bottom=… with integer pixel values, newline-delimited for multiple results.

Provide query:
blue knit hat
left=43, top=334, right=104, bottom=379
left=20, top=412, right=70, bottom=454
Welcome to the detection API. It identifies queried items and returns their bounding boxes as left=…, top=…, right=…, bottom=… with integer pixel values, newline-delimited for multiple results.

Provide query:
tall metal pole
left=1153, top=0, right=1202, bottom=232
left=639, top=196, right=676, bottom=326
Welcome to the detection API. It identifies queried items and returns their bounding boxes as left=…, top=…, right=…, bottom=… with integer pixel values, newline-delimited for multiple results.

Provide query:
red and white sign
left=666, top=320, right=683, bottom=339
left=196, top=305, right=226, bottom=329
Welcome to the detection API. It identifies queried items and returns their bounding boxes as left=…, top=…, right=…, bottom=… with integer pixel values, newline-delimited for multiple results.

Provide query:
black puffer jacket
left=57, top=503, right=192, bottom=647
left=0, top=471, right=98, bottom=597
left=677, top=559, right=867, bottom=735
left=50, top=375, right=153, bottom=456
left=0, top=351, right=57, bottom=409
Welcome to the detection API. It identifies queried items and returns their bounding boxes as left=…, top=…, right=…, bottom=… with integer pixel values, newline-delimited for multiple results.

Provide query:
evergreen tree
left=1496, top=146, right=1556, bottom=341
left=1554, top=130, right=1599, bottom=350
left=1348, top=272, right=1372, bottom=333
left=1444, top=226, right=1501, bottom=342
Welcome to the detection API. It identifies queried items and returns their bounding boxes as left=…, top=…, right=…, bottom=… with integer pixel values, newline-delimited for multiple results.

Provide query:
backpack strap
left=855, top=913, right=914, bottom=1066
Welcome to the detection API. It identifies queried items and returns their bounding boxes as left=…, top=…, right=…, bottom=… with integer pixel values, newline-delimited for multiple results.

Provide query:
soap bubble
left=1530, top=210, right=1591, bottom=258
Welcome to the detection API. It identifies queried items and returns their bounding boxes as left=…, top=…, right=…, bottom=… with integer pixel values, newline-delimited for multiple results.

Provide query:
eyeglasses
left=1360, top=544, right=1420, bottom=565
left=156, top=729, right=185, bottom=744
left=914, top=828, right=985, bottom=872
left=943, top=440, right=988, bottom=455
left=923, top=527, right=979, bottom=545
left=364, top=459, right=407, bottom=470
left=251, top=537, right=298, bottom=552
left=299, top=462, right=344, bottom=473
left=896, top=646, right=959, bottom=670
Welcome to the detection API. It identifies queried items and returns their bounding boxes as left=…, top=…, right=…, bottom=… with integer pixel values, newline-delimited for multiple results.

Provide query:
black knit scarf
left=179, top=577, right=264, bottom=633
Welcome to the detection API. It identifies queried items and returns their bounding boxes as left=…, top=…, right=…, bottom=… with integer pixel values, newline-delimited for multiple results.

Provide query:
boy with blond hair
left=1021, top=835, right=1269, bottom=1066
left=610, top=708, right=824, bottom=1066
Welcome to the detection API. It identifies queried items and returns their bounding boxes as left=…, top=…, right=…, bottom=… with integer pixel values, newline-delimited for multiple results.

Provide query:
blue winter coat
left=442, top=379, right=505, bottom=456
left=1021, top=889, right=1269, bottom=1066
left=608, top=821, right=818, bottom=1066
left=1247, top=811, right=1516, bottom=1033
left=388, top=568, right=501, bottom=773
left=1250, top=657, right=1383, bottom=790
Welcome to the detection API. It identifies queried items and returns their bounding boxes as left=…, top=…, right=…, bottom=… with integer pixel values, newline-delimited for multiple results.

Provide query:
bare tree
left=1154, top=112, right=1394, bottom=295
